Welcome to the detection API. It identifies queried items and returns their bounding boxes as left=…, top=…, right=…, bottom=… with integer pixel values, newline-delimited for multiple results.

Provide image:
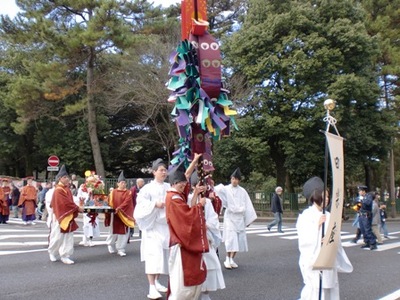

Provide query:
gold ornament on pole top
left=323, top=98, right=339, bottom=135
left=324, top=99, right=336, bottom=111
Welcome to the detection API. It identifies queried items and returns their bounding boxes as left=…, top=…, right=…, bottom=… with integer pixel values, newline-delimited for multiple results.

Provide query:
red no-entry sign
left=48, top=155, right=60, bottom=167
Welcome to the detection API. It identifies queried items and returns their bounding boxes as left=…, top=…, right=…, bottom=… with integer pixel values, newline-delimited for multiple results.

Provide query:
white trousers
left=106, top=230, right=129, bottom=252
left=82, top=213, right=100, bottom=240
left=48, top=218, right=74, bottom=259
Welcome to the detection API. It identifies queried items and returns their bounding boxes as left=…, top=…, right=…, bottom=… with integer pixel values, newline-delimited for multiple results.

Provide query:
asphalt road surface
left=1, top=216, right=400, bottom=300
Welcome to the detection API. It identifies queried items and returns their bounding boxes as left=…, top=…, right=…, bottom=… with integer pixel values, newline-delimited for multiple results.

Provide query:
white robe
left=77, top=188, right=100, bottom=240
left=188, top=195, right=225, bottom=294
left=214, top=184, right=257, bottom=252
left=134, top=180, right=170, bottom=274
left=45, top=188, right=54, bottom=228
left=296, top=205, right=353, bottom=300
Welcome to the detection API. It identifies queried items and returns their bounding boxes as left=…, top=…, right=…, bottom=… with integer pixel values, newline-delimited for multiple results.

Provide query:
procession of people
left=0, top=157, right=259, bottom=299
left=1, top=157, right=394, bottom=300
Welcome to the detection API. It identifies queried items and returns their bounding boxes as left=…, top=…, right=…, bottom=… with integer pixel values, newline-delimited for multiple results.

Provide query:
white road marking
left=378, top=289, right=400, bottom=300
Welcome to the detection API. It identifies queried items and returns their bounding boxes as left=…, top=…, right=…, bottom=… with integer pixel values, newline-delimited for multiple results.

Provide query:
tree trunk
left=23, top=134, right=34, bottom=177
left=268, top=137, right=287, bottom=190
left=87, top=46, right=105, bottom=178
left=389, top=147, right=396, bottom=218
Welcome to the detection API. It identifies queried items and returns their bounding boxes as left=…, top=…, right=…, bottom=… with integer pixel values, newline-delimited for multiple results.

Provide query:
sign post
left=47, top=155, right=60, bottom=172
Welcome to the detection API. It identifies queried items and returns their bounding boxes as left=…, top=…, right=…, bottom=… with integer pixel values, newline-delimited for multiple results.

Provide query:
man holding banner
left=296, top=177, right=353, bottom=299
left=296, top=100, right=354, bottom=299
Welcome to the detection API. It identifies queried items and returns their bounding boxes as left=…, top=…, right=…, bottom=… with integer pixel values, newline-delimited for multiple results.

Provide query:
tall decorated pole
left=167, top=0, right=238, bottom=181
left=312, top=99, right=346, bottom=299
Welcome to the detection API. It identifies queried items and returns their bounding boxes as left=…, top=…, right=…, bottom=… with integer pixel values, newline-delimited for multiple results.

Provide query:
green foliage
left=0, top=0, right=179, bottom=177
left=220, top=0, right=393, bottom=190
left=0, top=0, right=399, bottom=193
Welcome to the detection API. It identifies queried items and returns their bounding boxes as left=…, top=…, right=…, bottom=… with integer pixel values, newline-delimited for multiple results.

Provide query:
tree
left=360, top=0, right=400, bottom=215
left=221, top=0, right=393, bottom=190
left=0, top=0, right=160, bottom=178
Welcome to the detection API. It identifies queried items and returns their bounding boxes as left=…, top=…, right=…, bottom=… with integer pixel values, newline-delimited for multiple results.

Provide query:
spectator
left=357, top=186, right=377, bottom=250
left=379, top=203, right=389, bottom=239
left=10, top=182, right=21, bottom=218
left=37, top=182, right=51, bottom=220
left=371, top=193, right=383, bottom=244
left=267, top=186, right=284, bottom=233
left=130, top=178, right=145, bottom=237
left=71, top=174, right=79, bottom=196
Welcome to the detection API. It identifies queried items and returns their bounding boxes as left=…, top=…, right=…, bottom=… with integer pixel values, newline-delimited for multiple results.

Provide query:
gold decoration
left=324, top=99, right=336, bottom=111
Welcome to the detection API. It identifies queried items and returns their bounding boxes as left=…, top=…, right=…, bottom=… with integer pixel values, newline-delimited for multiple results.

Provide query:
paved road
left=1, top=217, right=399, bottom=300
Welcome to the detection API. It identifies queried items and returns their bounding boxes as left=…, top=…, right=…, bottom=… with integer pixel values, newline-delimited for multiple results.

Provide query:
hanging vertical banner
left=313, top=132, right=344, bottom=270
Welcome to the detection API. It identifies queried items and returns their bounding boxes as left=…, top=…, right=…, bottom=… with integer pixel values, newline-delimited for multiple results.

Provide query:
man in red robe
left=0, top=178, right=8, bottom=224
left=165, top=162, right=209, bottom=300
left=105, top=171, right=134, bottom=257
left=48, top=165, right=83, bottom=265
left=18, top=177, right=37, bottom=225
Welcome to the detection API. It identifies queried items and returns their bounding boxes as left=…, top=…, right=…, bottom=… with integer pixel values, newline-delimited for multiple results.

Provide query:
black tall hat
left=168, top=161, right=186, bottom=185
left=190, top=170, right=199, bottom=186
left=303, top=176, right=324, bottom=200
left=56, top=164, right=68, bottom=180
left=152, top=158, right=166, bottom=171
left=118, top=171, right=126, bottom=182
left=230, top=167, right=242, bottom=180
left=358, top=185, right=368, bottom=192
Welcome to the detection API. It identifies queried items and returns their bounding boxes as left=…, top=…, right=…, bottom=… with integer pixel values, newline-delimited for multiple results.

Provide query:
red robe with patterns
left=51, top=183, right=79, bottom=233
left=1, top=186, right=11, bottom=216
left=105, top=189, right=134, bottom=234
left=0, top=187, right=6, bottom=216
left=166, top=188, right=209, bottom=286
left=18, top=185, right=37, bottom=215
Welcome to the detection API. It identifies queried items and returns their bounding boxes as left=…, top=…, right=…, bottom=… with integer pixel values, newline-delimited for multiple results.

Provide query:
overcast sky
left=1, top=0, right=180, bottom=18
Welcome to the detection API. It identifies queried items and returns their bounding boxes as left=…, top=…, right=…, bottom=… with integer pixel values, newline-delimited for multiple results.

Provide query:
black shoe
left=370, top=244, right=377, bottom=250
left=267, top=227, right=271, bottom=232
left=360, top=244, right=370, bottom=249
left=350, top=239, right=358, bottom=244
left=278, top=231, right=284, bottom=233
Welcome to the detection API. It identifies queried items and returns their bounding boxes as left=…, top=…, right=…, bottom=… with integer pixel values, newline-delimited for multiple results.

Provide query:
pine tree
left=0, top=0, right=159, bottom=177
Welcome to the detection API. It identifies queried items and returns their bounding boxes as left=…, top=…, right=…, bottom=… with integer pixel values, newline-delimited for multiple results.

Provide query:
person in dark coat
left=267, top=186, right=284, bottom=233
left=357, top=186, right=377, bottom=250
